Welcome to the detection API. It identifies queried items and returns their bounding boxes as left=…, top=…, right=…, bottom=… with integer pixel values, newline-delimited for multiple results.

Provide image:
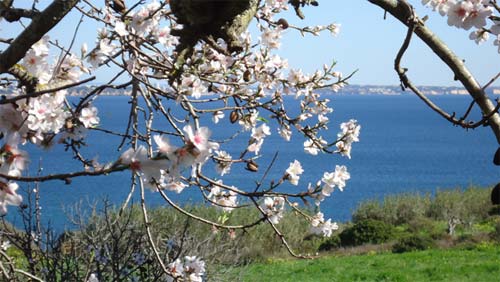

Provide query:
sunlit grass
left=229, top=246, right=500, bottom=282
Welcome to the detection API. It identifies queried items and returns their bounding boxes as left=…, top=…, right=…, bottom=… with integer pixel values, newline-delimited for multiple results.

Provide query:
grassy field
left=228, top=246, right=500, bottom=282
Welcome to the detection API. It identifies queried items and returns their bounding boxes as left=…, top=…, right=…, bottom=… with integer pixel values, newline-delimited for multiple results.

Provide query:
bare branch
left=0, top=0, right=80, bottom=74
left=369, top=0, right=500, bottom=143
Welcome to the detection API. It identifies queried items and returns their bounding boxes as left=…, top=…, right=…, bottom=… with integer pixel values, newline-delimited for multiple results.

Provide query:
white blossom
left=286, top=160, right=304, bottom=185
left=208, top=180, right=238, bottom=212
left=114, top=20, right=129, bottom=37
left=260, top=196, right=285, bottom=224
left=310, top=212, right=338, bottom=237
left=469, top=29, right=489, bottom=44
left=212, top=111, right=224, bottom=124
left=79, top=105, right=100, bottom=128
left=261, top=27, right=282, bottom=49
left=215, top=150, right=232, bottom=176
left=0, top=182, right=22, bottom=215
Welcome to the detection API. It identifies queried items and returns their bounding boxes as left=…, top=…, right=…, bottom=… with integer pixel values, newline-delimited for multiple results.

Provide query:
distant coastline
left=2, top=84, right=500, bottom=96
left=330, top=85, right=500, bottom=96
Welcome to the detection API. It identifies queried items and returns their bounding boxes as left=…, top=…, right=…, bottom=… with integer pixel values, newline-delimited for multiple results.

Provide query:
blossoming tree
left=0, top=0, right=357, bottom=280
left=0, top=0, right=499, bottom=281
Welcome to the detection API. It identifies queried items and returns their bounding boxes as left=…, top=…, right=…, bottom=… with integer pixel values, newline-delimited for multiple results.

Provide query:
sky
left=278, top=0, right=500, bottom=87
left=3, top=0, right=500, bottom=87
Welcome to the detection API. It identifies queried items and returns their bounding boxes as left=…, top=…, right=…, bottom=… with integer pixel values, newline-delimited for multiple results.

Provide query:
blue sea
left=6, top=94, right=500, bottom=231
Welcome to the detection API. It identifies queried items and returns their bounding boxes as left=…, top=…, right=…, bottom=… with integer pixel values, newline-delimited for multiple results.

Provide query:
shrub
left=489, top=205, right=500, bottom=216
left=407, top=217, right=446, bottom=239
left=352, top=193, right=430, bottom=226
left=339, top=219, right=394, bottom=246
left=317, top=235, right=341, bottom=252
left=353, top=187, right=493, bottom=229
left=492, top=218, right=500, bottom=243
left=427, top=187, right=492, bottom=226
left=352, top=200, right=385, bottom=223
left=392, top=235, right=434, bottom=253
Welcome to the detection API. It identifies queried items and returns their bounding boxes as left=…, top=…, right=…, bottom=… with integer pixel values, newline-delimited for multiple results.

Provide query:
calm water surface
left=7, top=94, right=500, bottom=230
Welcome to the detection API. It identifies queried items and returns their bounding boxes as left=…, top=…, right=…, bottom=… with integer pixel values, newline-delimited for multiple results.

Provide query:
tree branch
left=0, top=0, right=79, bottom=74
left=0, top=7, right=41, bottom=22
left=369, top=0, right=500, bottom=143
left=392, top=8, right=496, bottom=129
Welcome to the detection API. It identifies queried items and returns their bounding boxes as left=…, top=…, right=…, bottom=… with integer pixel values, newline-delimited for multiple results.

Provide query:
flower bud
left=243, top=70, right=252, bottom=82
left=246, top=160, right=258, bottom=172
left=65, top=119, right=74, bottom=130
left=230, top=111, right=240, bottom=124
left=276, top=18, right=289, bottom=29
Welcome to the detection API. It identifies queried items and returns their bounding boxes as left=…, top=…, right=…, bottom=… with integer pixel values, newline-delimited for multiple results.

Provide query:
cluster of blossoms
left=120, top=124, right=218, bottom=192
left=207, top=180, right=238, bottom=212
left=307, top=165, right=351, bottom=205
left=336, top=119, right=361, bottom=159
left=310, top=212, right=338, bottom=237
left=85, top=0, right=359, bottom=243
left=167, top=256, right=206, bottom=282
left=421, top=0, right=500, bottom=49
left=0, top=35, right=102, bottom=214
left=0, top=138, right=24, bottom=214
left=260, top=196, right=286, bottom=224
left=1, top=1, right=360, bottom=278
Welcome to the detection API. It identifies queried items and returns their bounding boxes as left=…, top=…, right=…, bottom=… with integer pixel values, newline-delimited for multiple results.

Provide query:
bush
left=339, top=219, right=394, bottom=246
left=317, top=235, right=341, bottom=252
left=392, top=235, right=434, bottom=253
left=407, top=217, right=446, bottom=239
left=352, top=193, right=430, bottom=226
left=492, top=218, right=500, bottom=243
left=489, top=205, right=500, bottom=216
left=353, top=187, right=493, bottom=229
left=427, top=187, right=492, bottom=226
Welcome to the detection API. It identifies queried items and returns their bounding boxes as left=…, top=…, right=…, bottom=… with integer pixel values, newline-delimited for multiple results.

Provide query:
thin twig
left=138, top=177, right=170, bottom=276
left=392, top=4, right=495, bottom=129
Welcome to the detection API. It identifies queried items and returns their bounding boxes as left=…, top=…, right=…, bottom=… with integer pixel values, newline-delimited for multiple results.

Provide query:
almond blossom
left=248, top=123, right=271, bottom=155
left=160, top=180, right=188, bottom=194
left=304, top=137, right=327, bottom=155
left=260, top=196, right=285, bottom=224
left=337, top=119, right=361, bottom=159
left=154, top=135, right=177, bottom=157
left=447, top=1, right=473, bottom=28
left=155, top=26, right=179, bottom=47
left=178, top=74, right=207, bottom=99
left=469, top=29, right=489, bottom=44
left=0, top=181, right=22, bottom=215
left=212, top=111, right=225, bottom=124
left=310, top=212, right=338, bottom=237
left=183, top=124, right=218, bottom=156
left=0, top=134, right=28, bottom=176
left=120, top=146, right=166, bottom=190
left=214, top=150, right=232, bottom=176
left=321, top=165, right=350, bottom=196
left=114, top=20, right=129, bottom=37
left=261, top=27, right=283, bottom=49
left=207, top=180, right=238, bottom=212
left=79, top=105, right=100, bottom=128
left=285, top=160, right=304, bottom=186
left=167, top=256, right=205, bottom=282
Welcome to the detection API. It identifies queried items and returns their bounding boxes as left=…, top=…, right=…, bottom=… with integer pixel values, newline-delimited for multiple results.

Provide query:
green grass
left=229, top=246, right=500, bottom=282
